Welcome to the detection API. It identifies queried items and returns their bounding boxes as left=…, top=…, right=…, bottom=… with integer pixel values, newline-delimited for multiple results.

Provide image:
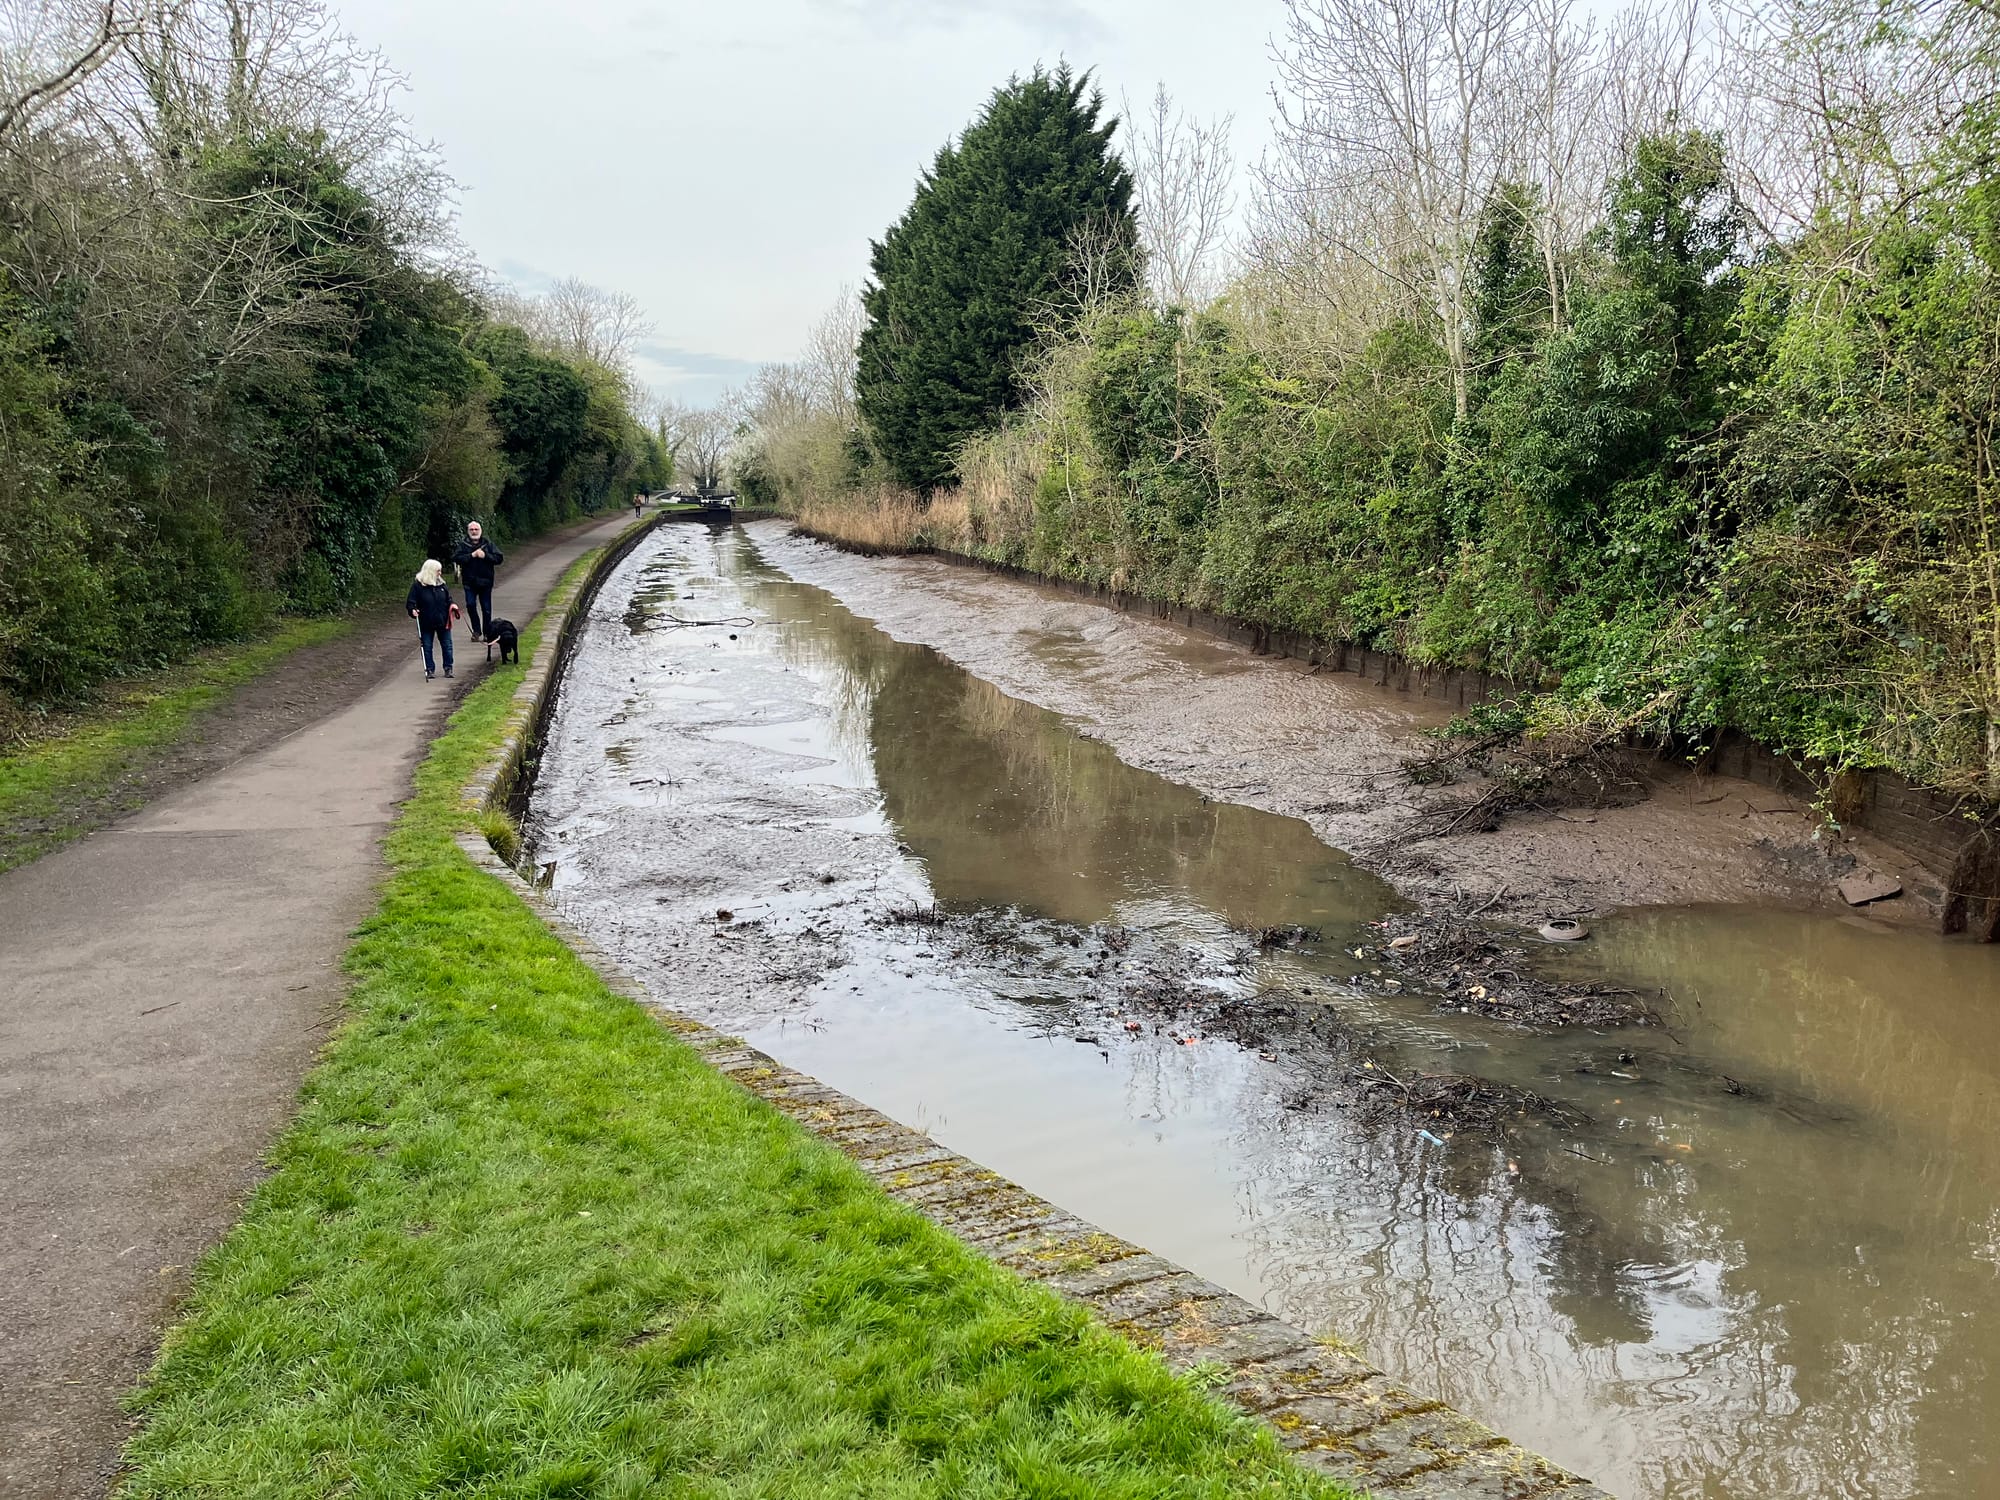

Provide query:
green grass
left=0, top=618, right=352, bottom=871
left=118, top=557, right=1349, bottom=1499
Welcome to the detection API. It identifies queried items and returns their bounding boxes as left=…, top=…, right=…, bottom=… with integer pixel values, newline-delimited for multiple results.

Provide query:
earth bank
left=752, top=521, right=1946, bottom=933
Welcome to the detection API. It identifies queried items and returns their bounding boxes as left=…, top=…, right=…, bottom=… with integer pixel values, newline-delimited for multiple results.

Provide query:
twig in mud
left=1468, top=884, right=1508, bottom=917
left=1361, top=911, right=1667, bottom=1028
left=882, top=902, right=949, bottom=926
left=1352, top=1068, right=1589, bottom=1133
left=1401, top=727, right=1521, bottom=786
left=1400, top=688, right=1679, bottom=842
left=1246, top=923, right=1321, bottom=949
left=646, top=614, right=757, bottom=631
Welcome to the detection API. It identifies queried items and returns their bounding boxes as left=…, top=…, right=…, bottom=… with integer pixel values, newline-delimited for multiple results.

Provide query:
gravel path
left=0, top=512, right=632, bottom=1500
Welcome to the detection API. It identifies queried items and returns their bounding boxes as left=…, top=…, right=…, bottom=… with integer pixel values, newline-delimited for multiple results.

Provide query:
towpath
left=0, top=511, right=633, bottom=1499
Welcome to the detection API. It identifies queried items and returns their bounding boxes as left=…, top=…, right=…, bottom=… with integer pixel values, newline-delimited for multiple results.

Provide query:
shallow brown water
left=530, top=523, right=2000, bottom=1500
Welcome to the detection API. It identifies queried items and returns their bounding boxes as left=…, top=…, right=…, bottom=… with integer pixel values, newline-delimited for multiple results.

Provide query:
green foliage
left=1467, top=182, right=1553, bottom=383
left=478, top=324, right=593, bottom=532
left=1705, top=124, right=2000, bottom=786
left=857, top=66, right=1140, bottom=492
left=815, top=122, right=2000, bottom=795
left=195, top=134, right=488, bottom=605
left=0, top=284, right=114, bottom=702
left=1027, top=130, right=1756, bottom=700
left=0, top=125, right=650, bottom=717
left=733, top=442, right=782, bottom=507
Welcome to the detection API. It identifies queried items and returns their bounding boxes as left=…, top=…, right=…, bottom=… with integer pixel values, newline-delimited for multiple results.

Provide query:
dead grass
left=790, top=486, right=975, bottom=556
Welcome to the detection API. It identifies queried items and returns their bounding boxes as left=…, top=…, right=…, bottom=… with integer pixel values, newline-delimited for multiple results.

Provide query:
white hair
left=416, top=559, right=444, bottom=586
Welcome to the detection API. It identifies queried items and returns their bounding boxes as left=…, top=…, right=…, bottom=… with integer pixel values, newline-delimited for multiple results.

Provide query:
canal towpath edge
left=0, top=509, right=641, bottom=1500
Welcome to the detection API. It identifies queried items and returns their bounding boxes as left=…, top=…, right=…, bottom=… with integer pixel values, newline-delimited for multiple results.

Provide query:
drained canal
left=528, top=521, right=2000, bottom=1499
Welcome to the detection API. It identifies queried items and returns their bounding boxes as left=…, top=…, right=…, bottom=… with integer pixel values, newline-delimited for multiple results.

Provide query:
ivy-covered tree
left=857, top=65, right=1139, bottom=492
left=1466, top=182, right=1554, bottom=391
left=0, top=15, right=660, bottom=720
left=1449, top=130, right=1747, bottom=670
left=476, top=324, right=593, bottom=533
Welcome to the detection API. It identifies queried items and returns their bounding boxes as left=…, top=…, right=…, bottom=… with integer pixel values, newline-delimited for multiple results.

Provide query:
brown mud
left=751, top=523, right=1943, bottom=930
left=526, top=522, right=2000, bottom=1500
left=867, top=903, right=1603, bottom=1135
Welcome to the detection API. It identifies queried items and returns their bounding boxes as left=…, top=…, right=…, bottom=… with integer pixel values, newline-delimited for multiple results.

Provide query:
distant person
left=632, top=492, right=644, bottom=519
left=406, top=559, right=458, bottom=681
left=453, top=520, right=504, bottom=639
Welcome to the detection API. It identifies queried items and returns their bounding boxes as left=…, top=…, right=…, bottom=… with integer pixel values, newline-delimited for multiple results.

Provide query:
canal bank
left=105, top=515, right=1447, bottom=1499
left=775, top=520, right=1989, bottom=936
left=459, top=515, right=1609, bottom=1498
left=527, top=520, right=2000, bottom=1499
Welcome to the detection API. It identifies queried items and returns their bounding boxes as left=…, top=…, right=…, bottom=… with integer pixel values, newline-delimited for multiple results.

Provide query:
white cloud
left=334, top=0, right=1284, bottom=405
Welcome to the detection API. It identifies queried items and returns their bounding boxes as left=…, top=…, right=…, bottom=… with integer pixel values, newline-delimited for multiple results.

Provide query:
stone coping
left=453, top=520, right=1616, bottom=1500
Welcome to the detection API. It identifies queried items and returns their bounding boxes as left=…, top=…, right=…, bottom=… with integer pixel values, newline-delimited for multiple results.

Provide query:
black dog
left=485, top=619, right=519, bottom=664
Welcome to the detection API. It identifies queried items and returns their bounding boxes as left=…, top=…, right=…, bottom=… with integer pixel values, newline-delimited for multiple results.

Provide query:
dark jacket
left=452, top=534, right=504, bottom=588
left=406, top=581, right=455, bottom=629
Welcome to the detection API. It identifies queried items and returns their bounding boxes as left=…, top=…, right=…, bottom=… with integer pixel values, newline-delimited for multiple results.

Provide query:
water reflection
left=531, top=524, right=2000, bottom=1500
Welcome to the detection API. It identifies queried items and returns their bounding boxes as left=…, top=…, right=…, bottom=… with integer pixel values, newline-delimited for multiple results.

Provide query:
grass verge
left=0, top=617, right=352, bottom=872
left=118, top=555, right=1350, bottom=1499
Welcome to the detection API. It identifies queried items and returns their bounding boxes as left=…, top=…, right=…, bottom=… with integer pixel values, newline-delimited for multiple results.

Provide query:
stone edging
left=451, top=520, right=1616, bottom=1500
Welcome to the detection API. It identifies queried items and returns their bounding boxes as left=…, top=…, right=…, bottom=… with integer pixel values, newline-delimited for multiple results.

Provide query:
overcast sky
left=333, top=0, right=1286, bottom=404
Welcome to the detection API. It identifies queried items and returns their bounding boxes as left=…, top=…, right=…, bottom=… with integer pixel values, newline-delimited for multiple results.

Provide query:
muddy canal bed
left=750, top=524, right=1939, bottom=927
left=528, top=523, right=2000, bottom=1500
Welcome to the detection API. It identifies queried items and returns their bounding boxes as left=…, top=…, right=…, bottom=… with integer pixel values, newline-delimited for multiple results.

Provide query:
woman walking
left=406, top=559, right=459, bottom=680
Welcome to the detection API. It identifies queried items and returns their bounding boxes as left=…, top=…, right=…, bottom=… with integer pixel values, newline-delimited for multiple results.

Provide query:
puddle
left=529, top=522, right=2000, bottom=1500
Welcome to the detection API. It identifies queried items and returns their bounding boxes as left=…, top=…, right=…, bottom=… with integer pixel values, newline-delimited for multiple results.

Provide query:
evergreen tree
left=857, top=66, right=1138, bottom=492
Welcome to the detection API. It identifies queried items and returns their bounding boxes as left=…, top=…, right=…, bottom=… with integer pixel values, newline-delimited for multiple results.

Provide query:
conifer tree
left=857, top=66, right=1138, bottom=492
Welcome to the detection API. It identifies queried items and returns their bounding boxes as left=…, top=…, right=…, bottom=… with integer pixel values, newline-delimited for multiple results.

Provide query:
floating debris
left=1362, top=911, right=1662, bottom=1028
left=1246, top=923, right=1322, bottom=949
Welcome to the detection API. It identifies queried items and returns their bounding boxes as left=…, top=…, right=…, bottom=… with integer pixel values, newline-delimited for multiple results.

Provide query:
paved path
left=0, top=513, right=632, bottom=1499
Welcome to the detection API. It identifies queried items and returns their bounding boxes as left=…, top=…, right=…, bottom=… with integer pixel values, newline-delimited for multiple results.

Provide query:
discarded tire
left=1538, top=918, right=1588, bottom=942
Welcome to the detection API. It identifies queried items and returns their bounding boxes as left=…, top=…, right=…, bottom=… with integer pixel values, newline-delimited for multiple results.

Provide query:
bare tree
left=726, top=287, right=868, bottom=507
left=800, top=284, right=863, bottom=422
left=0, top=0, right=144, bottom=140
left=1257, top=0, right=1708, bottom=407
left=1716, top=0, right=2000, bottom=234
left=64, top=0, right=452, bottom=237
left=1124, top=84, right=1237, bottom=309
left=743, top=360, right=815, bottom=434
left=1037, top=209, right=1143, bottom=337
left=1, top=0, right=461, bottom=382
left=1263, top=0, right=1534, bottom=415
left=536, top=275, right=653, bottom=372
left=1501, top=0, right=1710, bottom=330
left=667, top=400, right=735, bottom=495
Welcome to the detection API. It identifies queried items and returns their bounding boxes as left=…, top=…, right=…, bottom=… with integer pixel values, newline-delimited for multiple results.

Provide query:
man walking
left=453, top=520, right=504, bottom=640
